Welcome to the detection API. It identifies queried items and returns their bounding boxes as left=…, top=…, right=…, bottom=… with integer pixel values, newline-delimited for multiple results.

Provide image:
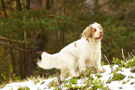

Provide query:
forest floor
left=1, top=58, right=135, bottom=90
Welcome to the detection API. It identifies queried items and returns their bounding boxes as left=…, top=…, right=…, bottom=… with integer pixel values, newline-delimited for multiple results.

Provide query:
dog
left=37, top=22, right=105, bottom=78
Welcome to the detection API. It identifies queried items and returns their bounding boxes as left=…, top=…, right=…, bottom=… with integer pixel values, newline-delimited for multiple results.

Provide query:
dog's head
left=82, top=22, right=103, bottom=40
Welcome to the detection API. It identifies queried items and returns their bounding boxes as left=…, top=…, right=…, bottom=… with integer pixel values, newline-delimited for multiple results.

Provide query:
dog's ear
left=82, top=26, right=93, bottom=39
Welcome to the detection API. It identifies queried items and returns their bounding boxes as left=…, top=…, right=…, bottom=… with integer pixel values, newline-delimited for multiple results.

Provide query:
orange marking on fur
left=74, top=43, right=77, bottom=47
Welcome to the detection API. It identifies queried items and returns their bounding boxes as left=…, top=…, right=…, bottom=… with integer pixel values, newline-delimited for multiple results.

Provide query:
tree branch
left=0, top=41, right=45, bottom=54
left=0, top=36, right=30, bottom=44
left=46, top=15, right=55, bottom=18
left=0, top=41, right=30, bottom=53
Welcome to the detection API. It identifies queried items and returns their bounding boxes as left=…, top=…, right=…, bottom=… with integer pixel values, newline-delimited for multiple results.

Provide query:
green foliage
left=107, top=71, right=125, bottom=83
left=72, top=85, right=80, bottom=89
left=48, top=80, right=58, bottom=89
left=17, top=86, right=30, bottom=90
left=69, top=78, right=78, bottom=84
left=113, top=72, right=125, bottom=80
left=1, top=72, right=7, bottom=81
left=40, top=81, right=45, bottom=85
left=122, top=80, right=126, bottom=84
left=112, top=57, right=125, bottom=67
left=91, top=78, right=105, bottom=90
left=0, top=10, right=59, bottom=38
left=102, top=14, right=135, bottom=61
left=63, top=78, right=78, bottom=89
left=125, top=57, right=135, bottom=68
left=95, top=73, right=102, bottom=78
left=12, top=74, right=21, bottom=82
left=130, top=82, right=135, bottom=85
left=34, top=79, right=40, bottom=84
left=113, top=57, right=119, bottom=64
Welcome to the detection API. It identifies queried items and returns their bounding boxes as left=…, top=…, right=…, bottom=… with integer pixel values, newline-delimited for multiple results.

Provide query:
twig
left=130, top=52, right=134, bottom=57
left=127, top=52, right=134, bottom=59
left=104, top=55, right=110, bottom=64
left=122, top=49, right=125, bottom=61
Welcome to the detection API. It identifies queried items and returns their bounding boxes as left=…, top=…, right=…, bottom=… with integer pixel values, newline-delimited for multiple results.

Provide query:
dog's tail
left=37, top=52, right=53, bottom=69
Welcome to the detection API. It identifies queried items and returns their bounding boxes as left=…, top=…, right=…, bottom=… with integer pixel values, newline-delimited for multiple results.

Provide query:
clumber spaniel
left=37, top=22, right=105, bottom=78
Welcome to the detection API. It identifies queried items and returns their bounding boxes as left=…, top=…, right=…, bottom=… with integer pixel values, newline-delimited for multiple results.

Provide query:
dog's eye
left=94, top=29, right=97, bottom=32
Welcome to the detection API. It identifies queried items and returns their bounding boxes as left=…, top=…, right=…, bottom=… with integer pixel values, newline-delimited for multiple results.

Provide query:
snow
left=1, top=78, right=56, bottom=90
left=1, top=64, right=135, bottom=90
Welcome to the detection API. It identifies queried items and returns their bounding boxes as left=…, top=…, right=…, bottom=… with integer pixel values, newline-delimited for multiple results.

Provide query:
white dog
left=37, top=22, right=105, bottom=78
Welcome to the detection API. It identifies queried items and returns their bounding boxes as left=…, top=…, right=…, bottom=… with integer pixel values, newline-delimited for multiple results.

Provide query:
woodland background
left=0, top=0, right=135, bottom=84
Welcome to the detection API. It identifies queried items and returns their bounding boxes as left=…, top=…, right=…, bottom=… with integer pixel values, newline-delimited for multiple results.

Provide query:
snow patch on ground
left=1, top=64, right=135, bottom=90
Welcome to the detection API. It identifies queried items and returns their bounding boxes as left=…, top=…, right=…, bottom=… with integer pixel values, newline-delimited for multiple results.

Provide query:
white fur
left=37, top=22, right=105, bottom=78
left=37, top=52, right=77, bottom=77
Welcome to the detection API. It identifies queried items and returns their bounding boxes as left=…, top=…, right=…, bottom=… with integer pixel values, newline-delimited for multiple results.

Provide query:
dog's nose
left=100, top=31, right=103, bottom=35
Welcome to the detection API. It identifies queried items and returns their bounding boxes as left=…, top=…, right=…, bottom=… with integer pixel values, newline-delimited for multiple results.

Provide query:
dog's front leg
left=95, top=59, right=105, bottom=73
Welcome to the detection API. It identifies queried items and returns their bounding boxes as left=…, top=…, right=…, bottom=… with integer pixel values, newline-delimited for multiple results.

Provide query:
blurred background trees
left=0, top=0, right=135, bottom=84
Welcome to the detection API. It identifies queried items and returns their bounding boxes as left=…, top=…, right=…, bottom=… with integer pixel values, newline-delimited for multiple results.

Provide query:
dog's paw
left=70, top=73, right=79, bottom=78
left=98, top=68, right=106, bottom=73
left=79, top=67, right=86, bottom=73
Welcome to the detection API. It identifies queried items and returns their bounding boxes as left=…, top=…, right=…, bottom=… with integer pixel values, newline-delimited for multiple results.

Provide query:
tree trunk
left=26, top=0, right=30, bottom=9
left=1, top=0, right=7, bottom=17
left=18, top=49, right=24, bottom=78
left=17, top=32, right=26, bottom=79
left=30, top=0, right=42, bottom=10
left=27, top=31, right=46, bottom=76
left=26, top=0, right=50, bottom=76
left=9, top=42, right=16, bottom=75
left=16, top=0, right=22, bottom=11
left=46, top=0, right=53, bottom=10
left=23, top=31, right=27, bottom=78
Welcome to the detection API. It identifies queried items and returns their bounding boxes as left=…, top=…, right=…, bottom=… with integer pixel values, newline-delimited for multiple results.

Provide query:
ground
left=1, top=57, right=135, bottom=90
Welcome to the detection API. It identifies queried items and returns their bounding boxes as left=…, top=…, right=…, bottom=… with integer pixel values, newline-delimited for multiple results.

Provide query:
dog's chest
left=88, top=43, right=101, bottom=60
left=89, top=50, right=100, bottom=60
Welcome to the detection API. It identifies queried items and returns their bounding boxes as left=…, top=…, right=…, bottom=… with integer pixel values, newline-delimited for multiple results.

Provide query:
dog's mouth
left=95, top=35, right=103, bottom=39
